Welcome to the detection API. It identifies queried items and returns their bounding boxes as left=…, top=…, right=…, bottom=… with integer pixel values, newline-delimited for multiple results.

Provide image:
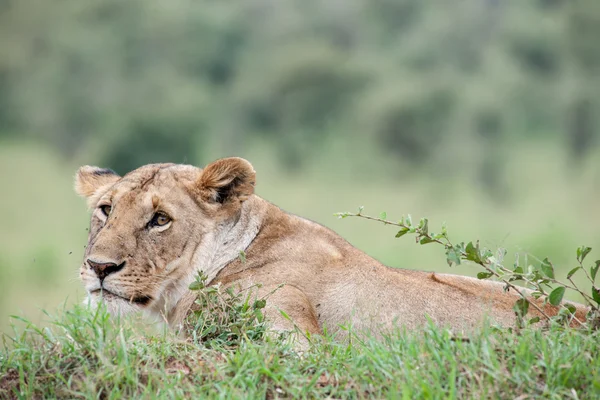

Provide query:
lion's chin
left=84, top=290, right=145, bottom=316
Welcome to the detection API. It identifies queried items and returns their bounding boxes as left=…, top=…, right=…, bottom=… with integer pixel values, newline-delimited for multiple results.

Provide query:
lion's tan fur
left=75, top=158, right=588, bottom=338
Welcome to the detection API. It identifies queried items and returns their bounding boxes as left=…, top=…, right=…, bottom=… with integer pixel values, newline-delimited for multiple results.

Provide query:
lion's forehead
left=112, top=164, right=200, bottom=201
left=121, top=164, right=198, bottom=187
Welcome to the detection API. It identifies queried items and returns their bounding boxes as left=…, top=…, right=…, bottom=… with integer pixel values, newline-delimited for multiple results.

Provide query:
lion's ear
left=75, top=166, right=121, bottom=206
left=196, top=157, right=256, bottom=203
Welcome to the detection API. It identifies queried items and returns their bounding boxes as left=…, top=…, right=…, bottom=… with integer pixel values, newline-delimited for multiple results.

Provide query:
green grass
left=1, top=305, right=599, bottom=399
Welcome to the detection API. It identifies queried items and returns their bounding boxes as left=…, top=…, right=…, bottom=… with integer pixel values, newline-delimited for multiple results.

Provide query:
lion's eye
left=150, top=212, right=171, bottom=227
left=100, top=205, right=112, bottom=216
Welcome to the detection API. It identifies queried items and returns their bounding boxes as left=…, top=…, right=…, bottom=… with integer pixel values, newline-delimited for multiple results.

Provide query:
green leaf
left=548, top=286, right=565, bottom=306
left=238, top=250, right=247, bottom=264
left=513, top=266, right=524, bottom=274
left=482, top=249, right=493, bottom=260
left=477, top=272, right=493, bottom=280
left=592, top=287, right=600, bottom=305
left=465, top=242, right=476, bottom=255
left=591, top=261, right=600, bottom=283
left=253, top=299, right=266, bottom=309
left=464, top=242, right=482, bottom=263
left=420, top=218, right=429, bottom=236
left=577, top=246, right=592, bottom=263
left=528, top=316, right=540, bottom=325
left=395, top=228, right=410, bottom=238
left=513, top=298, right=529, bottom=316
left=419, top=237, right=434, bottom=245
left=563, top=303, right=576, bottom=314
left=445, top=248, right=461, bottom=266
left=379, top=211, right=387, bottom=220
left=567, top=266, right=582, bottom=279
left=188, top=281, right=203, bottom=291
left=279, top=309, right=291, bottom=321
left=540, top=258, right=555, bottom=279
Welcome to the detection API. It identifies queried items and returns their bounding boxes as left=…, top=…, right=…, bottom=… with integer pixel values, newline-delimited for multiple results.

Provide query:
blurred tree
left=235, top=42, right=366, bottom=169
left=0, top=71, right=15, bottom=134
left=0, top=0, right=598, bottom=182
left=366, top=0, right=422, bottom=44
left=101, top=116, right=203, bottom=174
left=475, top=106, right=507, bottom=201
left=565, top=0, right=600, bottom=161
left=511, top=36, right=559, bottom=77
left=363, top=83, right=455, bottom=164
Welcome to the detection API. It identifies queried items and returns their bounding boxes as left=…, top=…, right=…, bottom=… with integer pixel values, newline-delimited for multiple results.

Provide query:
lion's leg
left=259, top=284, right=320, bottom=346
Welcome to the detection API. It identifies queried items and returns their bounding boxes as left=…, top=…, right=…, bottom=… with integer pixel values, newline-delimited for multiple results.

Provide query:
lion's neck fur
left=163, top=196, right=267, bottom=327
left=195, top=198, right=266, bottom=284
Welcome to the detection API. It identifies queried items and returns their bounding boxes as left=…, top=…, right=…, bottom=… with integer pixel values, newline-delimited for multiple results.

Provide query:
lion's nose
left=87, top=259, right=125, bottom=281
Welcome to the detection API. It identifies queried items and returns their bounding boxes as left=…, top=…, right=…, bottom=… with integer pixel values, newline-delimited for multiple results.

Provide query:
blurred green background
left=1, top=0, right=600, bottom=333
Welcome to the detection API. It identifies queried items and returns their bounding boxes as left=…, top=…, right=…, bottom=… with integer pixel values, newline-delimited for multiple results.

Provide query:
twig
left=339, top=212, right=555, bottom=322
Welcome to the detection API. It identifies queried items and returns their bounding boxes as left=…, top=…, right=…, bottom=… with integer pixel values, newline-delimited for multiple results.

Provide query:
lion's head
left=75, top=158, right=257, bottom=318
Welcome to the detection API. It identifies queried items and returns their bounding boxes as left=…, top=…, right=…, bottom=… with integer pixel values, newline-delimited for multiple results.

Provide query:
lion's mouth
left=91, top=289, right=153, bottom=306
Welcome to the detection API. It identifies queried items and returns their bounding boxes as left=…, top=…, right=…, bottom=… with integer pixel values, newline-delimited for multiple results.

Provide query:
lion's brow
left=139, top=168, right=161, bottom=189
left=122, top=166, right=169, bottom=190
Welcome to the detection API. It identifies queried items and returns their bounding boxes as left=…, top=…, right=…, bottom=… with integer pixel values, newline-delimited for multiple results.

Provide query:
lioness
left=75, top=157, right=588, bottom=338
